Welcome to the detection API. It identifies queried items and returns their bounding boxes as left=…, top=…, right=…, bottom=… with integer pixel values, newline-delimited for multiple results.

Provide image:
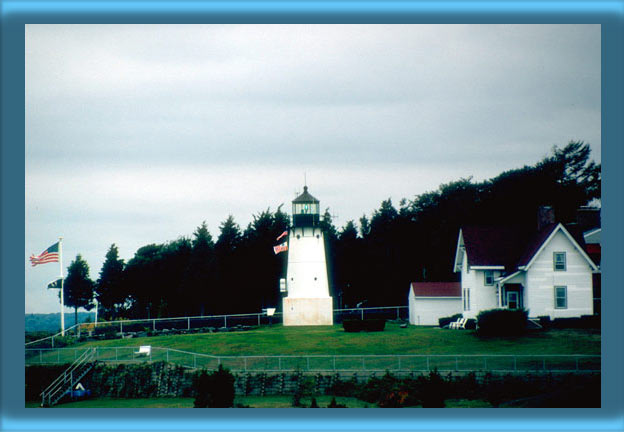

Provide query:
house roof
left=410, top=282, right=461, bottom=297
left=292, top=186, right=319, bottom=203
left=461, top=225, right=530, bottom=270
left=460, top=223, right=593, bottom=273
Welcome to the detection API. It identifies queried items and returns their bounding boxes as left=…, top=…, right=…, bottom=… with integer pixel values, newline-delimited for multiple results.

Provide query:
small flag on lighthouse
left=273, top=242, right=288, bottom=255
left=276, top=230, right=288, bottom=242
left=30, top=242, right=60, bottom=266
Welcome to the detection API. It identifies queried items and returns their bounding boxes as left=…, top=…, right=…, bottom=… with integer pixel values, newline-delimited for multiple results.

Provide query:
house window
left=554, top=286, right=567, bottom=309
left=463, top=287, right=470, bottom=311
left=553, top=252, right=566, bottom=271
left=484, top=270, right=494, bottom=286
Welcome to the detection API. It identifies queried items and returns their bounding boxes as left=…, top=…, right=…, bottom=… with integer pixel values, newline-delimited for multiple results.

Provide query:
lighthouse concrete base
left=282, top=297, right=333, bottom=326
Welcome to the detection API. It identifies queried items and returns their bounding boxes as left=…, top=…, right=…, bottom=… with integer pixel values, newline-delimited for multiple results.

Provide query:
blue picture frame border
left=2, top=1, right=623, bottom=431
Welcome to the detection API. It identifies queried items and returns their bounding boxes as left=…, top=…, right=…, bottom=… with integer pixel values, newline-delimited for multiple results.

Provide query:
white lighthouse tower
left=282, top=186, right=333, bottom=326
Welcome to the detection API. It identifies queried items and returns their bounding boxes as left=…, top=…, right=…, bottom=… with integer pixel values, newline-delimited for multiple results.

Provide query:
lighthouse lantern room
left=283, top=186, right=333, bottom=326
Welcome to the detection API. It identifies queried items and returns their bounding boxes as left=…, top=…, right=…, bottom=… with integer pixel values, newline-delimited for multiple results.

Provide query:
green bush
left=327, top=396, right=347, bottom=408
left=476, top=308, right=528, bottom=337
left=438, top=314, right=463, bottom=328
left=551, top=315, right=600, bottom=329
left=193, top=365, right=235, bottom=408
left=342, top=319, right=386, bottom=332
left=342, top=319, right=362, bottom=332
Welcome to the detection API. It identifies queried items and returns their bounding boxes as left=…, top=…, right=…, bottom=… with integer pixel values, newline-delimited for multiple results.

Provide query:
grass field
left=26, top=396, right=493, bottom=408
left=60, top=323, right=600, bottom=356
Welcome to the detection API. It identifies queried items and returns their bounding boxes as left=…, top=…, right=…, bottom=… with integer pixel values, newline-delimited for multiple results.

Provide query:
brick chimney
left=537, top=206, right=555, bottom=231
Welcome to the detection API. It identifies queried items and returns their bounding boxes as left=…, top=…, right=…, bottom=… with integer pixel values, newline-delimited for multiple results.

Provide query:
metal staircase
left=41, top=347, right=97, bottom=407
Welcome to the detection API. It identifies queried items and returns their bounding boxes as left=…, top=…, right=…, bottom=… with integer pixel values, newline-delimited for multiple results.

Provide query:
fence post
left=188, top=317, right=190, bottom=330
left=120, top=322, right=123, bottom=337
left=396, top=307, right=399, bottom=320
left=224, top=316, right=227, bottom=328
left=258, top=314, right=261, bottom=326
left=361, top=309, right=364, bottom=320
left=153, top=319, right=156, bottom=331
left=51, top=337, right=54, bottom=348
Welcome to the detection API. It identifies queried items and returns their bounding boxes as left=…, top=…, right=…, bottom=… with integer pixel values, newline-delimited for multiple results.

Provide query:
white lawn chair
left=134, top=345, right=151, bottom=356
left=449, top=318, right=467, bottom=329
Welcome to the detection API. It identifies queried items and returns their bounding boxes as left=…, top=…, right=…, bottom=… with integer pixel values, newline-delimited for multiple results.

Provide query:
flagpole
left=59, top=236, right=65, bottom=336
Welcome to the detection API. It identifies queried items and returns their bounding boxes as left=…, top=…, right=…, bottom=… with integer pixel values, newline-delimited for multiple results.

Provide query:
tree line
left=61, top=141, right=600, bottom=323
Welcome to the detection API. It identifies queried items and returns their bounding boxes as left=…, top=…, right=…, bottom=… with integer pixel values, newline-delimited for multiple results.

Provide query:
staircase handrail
left=40, top=347, right=96, bottom=406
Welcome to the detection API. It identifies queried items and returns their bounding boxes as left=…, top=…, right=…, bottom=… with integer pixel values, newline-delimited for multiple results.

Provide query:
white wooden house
left=408, top=282, right=462, bottom=326
left=453, top=222, right=599, bottom=319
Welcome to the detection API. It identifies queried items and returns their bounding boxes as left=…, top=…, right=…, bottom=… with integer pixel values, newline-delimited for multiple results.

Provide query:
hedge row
left=342, top=319, right=386, bottom=332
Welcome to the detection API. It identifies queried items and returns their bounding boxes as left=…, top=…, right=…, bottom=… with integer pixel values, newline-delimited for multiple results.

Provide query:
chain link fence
left=25, top=347, right=600, bottom=374
left=25, top=307, right=409, bottom=348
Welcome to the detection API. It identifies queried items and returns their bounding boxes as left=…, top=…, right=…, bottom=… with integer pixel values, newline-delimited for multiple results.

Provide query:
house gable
left=519, top=223, right=598, bottom=272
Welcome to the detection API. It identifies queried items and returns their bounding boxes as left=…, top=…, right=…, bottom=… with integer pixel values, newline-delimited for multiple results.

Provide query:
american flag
left=30, top=242, right=60, bottom=266
left=273, top=242, right=288, bottom=255
left=276, top=230, right=288, bottom=242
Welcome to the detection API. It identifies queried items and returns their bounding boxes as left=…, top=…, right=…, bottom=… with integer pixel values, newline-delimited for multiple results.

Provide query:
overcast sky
left=25, top=24, right=600, bottom=314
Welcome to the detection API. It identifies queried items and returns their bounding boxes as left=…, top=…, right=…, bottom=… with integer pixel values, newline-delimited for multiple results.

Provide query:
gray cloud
left=25, top=24, right=600, bottom=313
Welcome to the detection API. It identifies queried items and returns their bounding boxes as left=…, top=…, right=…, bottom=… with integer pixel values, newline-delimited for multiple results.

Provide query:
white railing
left=25, top=306, right=409, bottom=347
left=26, top=348, right=600, bottom=374
left=40, top=347, right=96, bottom=406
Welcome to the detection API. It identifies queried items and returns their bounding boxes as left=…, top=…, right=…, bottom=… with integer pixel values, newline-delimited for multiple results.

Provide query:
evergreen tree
left=64, top=254, right=95, bottom=325
left=96, top=244, right=125, bottom=319
left=187, top=222, right=215, bottom=316
left=214, top=215, right=243, bottom=314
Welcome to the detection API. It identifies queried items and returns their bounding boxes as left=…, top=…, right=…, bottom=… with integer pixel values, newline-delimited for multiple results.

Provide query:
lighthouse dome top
left=292, top=186, right=319, bottom=204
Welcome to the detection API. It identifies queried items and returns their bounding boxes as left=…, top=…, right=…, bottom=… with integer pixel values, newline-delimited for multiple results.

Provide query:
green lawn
left=26, top=396, right=493, bottom=408
left=62, top=323, right=599, bottom=355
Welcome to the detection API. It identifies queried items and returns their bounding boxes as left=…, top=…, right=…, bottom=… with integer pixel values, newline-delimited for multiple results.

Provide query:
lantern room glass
left=293, top=202, right=319, bottom=215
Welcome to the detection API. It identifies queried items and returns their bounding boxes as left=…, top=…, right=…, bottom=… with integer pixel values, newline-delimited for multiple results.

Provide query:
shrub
left=358, top=372, right=398, bottom=403
left=328, top=376, right=360, bottom=396
left=327, top=397, right=347, bottom=408
left=193, top=365, right=235, bottom=408
left=94, top=325, right=118, bottom=339
left=551, top=315, right=600, bottom=329
left=419, top=370, right=447, bottom=408
left=342, top=319, right=362, bottom=332
left=476, top=308, right=528, bottom=337
left=438, top=314, right=463, bottom=328
left=362, top=319, right=386, bottom=332
left=464, top=319, right=477, bottom=330
left=342, top=319, right=386, bottom=332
